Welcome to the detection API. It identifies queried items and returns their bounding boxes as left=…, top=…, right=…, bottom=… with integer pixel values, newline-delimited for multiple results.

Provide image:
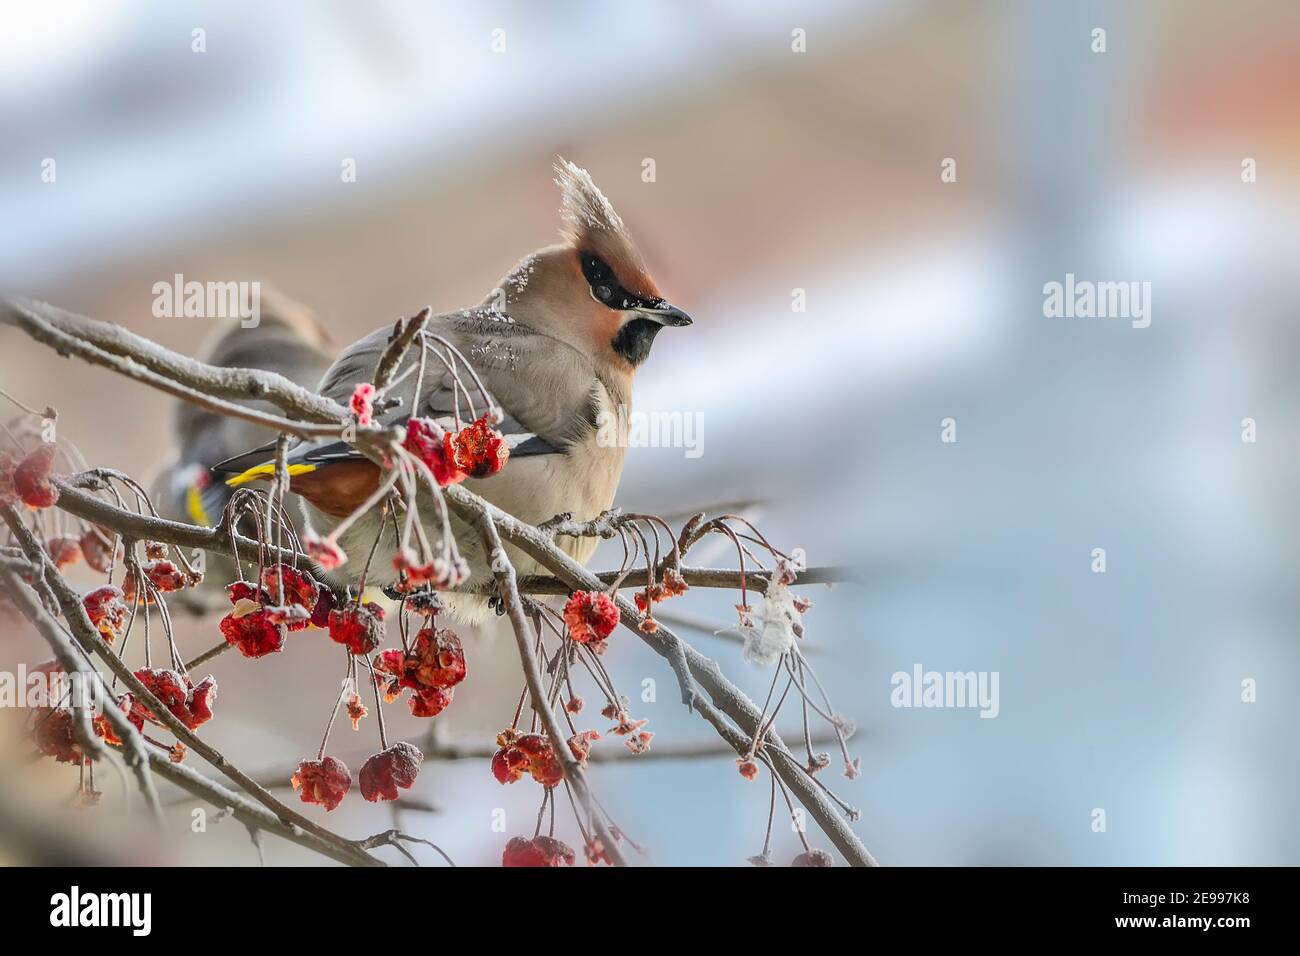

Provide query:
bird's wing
left=216, top=309, right=601, bottom=480
left=319, top=309, right=600, bottom=453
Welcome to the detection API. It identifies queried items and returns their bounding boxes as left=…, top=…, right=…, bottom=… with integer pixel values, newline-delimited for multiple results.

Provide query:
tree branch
left=1, top=507, right=384, bottom=868
left=477, top=514, right=629, bottom=866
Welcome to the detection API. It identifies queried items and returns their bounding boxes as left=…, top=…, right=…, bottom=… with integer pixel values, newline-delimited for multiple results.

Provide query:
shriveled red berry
left=93, top=694, right=144, bottom=746
left=403, top=590, right=443, bottom=617
left=563, top=590, right=619, bottom=645
left=502, top=835, right=575, bottom=867
left=291, top=756, right=352, bottom=811
left=350, top=382, right=376, bottom=426
left=625, top=730, right=654, bottom=755
left=450, top=414, right=509, bottom=479
left=491, top=745, right=530, bottom=785
left=34, top=709, right=82, bottom=764
left=792, top=849, right=834, bottom=867
left=123, top=560, right=189, bottom=604
left=13, top=444, right=59, bottom=509
left=514, top=733, right=564, bottom=788
left=410, top=626, right=466, bottom=690
left=260, top=564, right=319, bottom=628
left=303, top=531, right=346, bottom=571
left=568, top=730, right=601, bottom=767
left=328, top=602, right=386, bottom=655
left=220, top=608, right=285, bottom=658
left=79, top=527, right=117, bottom=573
left=358, top=742, right=423, bottom=802
left=346, top=692, right=368, bottom=730
left=309, top=587, right=337, bottom=629
left=133, top=668, right=217, bottom=730
left=373, top=649, right=407, bottom=702
left=392, top=549, right=437, bottom=589
left=403, top=418, right=466, bottom=487
left=737, top=760, right=759, bottom=781
left=409, top=686, right=454, bottom=717
left=219, top=580, right=285, bottom=657
left=82, top=585, right=128, bottom=644
left=46, top=536, right=82, bottom=570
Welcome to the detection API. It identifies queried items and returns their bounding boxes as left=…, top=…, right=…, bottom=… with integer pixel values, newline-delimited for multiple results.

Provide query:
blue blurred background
left=2, top=0, right=1298, bottom=865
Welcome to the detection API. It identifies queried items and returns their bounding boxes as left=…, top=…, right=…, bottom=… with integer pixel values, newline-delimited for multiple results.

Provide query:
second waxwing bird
left=148, top=290, right=335, bottom=612
left=215, top=160, right=692, bottom=624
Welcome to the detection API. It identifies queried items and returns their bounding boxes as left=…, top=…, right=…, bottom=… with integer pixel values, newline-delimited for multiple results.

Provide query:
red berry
left=358, top=742, right=423, bottom=802
left=47, top=536, right=82, bottom=570
left=13, top=444, right=59, bottom=510
left=403, top=418, right=466, bottom=487
left=502, top=835, right=575, bottom=867
left=346, top=693, right=368, bottom=730
left=79, top=527, right=117, bottom=573
left=34, top=709, right=82, bottom=764
left=567, top=730, right=601, bottom=767
left=260, top=564, right=319, bottom=628
left=408, top=686, right=454, bottom=718
left=220, top=580, right=286, bottom=657
left=349, top=382, right=376, bottom=426
left=309, top=587, right=337, bottom=629
left=328, top=602, right=385, bottom=655
left=133, top=668, right=217, bottom=730
left=93, top=695, right=144, bottom=747
left=514, top=733, right=564, bottom=788
left=292, top=756, right=352, bottom=811
left=82, top=585, right=127, bottom=644
left=220, top=608, right=285, bottom=658
left=563, top=591, right=619, bottom=645
left=303, top=531, right=346, bottom=571
left=737, top=760, right=759, bottom=781
left=792, top=849, right=834, bottom=867
left=491, top=745, right=530, bottom=784
left=449, top=414, right=509, bottom=479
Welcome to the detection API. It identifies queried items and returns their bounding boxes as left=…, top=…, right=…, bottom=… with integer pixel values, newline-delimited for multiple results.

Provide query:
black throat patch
left=610, top=318, right=663, bottom=367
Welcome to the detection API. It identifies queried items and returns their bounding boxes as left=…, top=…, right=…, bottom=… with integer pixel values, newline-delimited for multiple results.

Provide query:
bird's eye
left=595, top=285, right=612, bottom=302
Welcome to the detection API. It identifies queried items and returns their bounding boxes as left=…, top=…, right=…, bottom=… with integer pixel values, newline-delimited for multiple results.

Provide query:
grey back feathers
left=317, top=308, right=602, bottom=454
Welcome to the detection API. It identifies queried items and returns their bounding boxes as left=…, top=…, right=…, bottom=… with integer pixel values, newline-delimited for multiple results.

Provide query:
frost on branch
left=0, top=303, right=872, bottom=868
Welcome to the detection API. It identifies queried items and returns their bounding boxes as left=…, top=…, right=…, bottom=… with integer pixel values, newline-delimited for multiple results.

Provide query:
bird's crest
left=554, top=158, right=659, bottom=299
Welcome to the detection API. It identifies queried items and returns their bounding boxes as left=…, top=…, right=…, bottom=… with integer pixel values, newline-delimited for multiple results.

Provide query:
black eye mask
left=581, top=254, right=665, bottom=312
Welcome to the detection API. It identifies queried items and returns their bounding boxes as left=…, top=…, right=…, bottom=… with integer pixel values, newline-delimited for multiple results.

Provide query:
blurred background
left=2, top=0, right=1299, bottom=865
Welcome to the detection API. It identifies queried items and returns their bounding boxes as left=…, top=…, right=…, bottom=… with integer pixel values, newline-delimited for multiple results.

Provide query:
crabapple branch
left=0, top=531, right=164, bottom=826
left=517, top=564, right=858, bottom=595
left=4, top=297, right=876, bottom=866
left=142, top=740, right=387, bottom=867
left=446, top=485, right=878, bottom=867
left=477, top=515, right=629, bottom=867
left=0, top=508, right=384, bottom=868
left=2, top=297, right=347, bottom=425
left=51, top=472, right=853, bottom=597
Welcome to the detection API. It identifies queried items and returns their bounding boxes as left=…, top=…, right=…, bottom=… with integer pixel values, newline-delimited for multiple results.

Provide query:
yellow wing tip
left=185, top=484, right=213, bottom=526
left=225, top=462, right=317, bottom=487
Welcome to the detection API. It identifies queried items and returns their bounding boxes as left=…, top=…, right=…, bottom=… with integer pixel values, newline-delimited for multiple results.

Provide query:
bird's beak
left=638, top=300, right=693, bottom=327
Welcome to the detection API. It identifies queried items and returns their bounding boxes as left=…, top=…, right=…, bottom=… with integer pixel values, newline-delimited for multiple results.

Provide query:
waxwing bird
left=148, top=290, right=335, bottom=612
left=215, top=160, right=691, bottom=623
